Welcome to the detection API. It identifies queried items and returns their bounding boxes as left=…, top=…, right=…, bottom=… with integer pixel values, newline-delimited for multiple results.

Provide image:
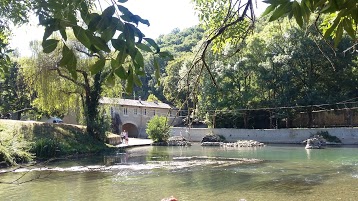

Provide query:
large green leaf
left=136, top=43, right=153, bottom=52
left=144, top=38, right=160, bottom=53
left=114, top=65, right=127, bottom=79
left=261, top=4, right=277, bottom=17
left=112, top=39, right=128, bottom=64
left=157, top=51, right=174, bottom=60
left=106, top=72, right=116, bottom=87
left=154, top=56, right=160, bottom=84
left=72, top=26, right=92, bottom=49
left=90, top=58, right=106, bottom=75
left=91, top=36, right=111, bottom=52
left=42, top=39, right=59, bottom=53
left=269, top=1, right=292, bottom=21
left=292, top=1, right=303, bottom=27
left=334, top=22, right=343, bottom=48
left=59, top=45, right=77, bottom=79
left=343, top=18, right=356, bottom=39
left=133, top=74, right=142, bottom=87
left=88, top=14, right=102, bottom=31
left=125, top=67, right=134, bottom=93
left=124, top=23, right=135, bottom=48
left=101, top=25, right=116, bottom=42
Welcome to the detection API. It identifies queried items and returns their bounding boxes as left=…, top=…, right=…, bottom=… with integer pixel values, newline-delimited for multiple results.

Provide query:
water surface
left=1, top=144, right=358, bottom=201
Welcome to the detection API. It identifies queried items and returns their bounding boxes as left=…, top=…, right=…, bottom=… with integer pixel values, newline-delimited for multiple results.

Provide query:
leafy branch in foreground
left=262, top=0, right=357, bottom=48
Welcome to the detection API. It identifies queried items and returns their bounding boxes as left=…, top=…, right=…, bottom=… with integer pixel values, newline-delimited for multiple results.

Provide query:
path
left=116, top=138, right=153, bottom=148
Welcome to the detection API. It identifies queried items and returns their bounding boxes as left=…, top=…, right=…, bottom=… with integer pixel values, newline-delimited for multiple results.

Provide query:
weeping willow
left=20, top=40, right=83, bottom=120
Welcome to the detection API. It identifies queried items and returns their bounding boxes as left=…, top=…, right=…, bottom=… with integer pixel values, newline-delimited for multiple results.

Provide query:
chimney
left=138, top=96, right=141, bottom=103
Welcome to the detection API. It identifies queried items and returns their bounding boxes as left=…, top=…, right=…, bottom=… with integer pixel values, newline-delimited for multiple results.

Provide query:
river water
left=1, top=144, right=358, bottom=201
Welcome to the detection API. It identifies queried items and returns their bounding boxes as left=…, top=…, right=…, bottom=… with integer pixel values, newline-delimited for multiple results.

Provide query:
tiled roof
left=99, top=97, right=172, bottom=109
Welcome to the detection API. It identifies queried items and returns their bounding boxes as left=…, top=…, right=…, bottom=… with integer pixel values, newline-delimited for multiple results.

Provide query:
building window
left=134, top=108, right=138, bottom=115
left=123, top=107, right=128, bottom=115
left=153, top=110, right=156, bottom=116
left=144, top=109, right=147, bottom=115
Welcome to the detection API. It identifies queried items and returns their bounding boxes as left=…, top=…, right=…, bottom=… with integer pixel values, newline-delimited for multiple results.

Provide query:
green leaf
left=88, top=14, right=102, bottom=31
left=43, top=26, right=55, bottom=41
left=130, top=15, right=150, bottom=26
left=90, top=59, right=106, bottom=75
left=269, top=1, right=292, bottom=22
left=261, top=4, right=277, bottom=17
left=106, top=73, right=115, bottom=87
left=136, top=43, right=153, bottom=52
left=112, top=39, right=128, bottom=64
left=101, top=26, right=116, bottom=42
left=117, top=5, right=133, bottom=17
left=343, top=18, right=356, bottom=39
left=334, top=22, right=343, bottom=48
left=301, top=0, right=311, bottom=22
left=157, top=51, right=174, bottom=60
left=126, top=67, right=134, bottom=93
left=323, top=16, right=341, bottom=38
left=59, top=45, right=71, bottom=66
left=292, top=1, right=303, bottom=27
left=59, top=28, right=67, bottom=41
left=42, top=39, right=59, bottom=53
left=144, top=38, right=160, bottom=53
left=72, top=26, right=92, bottom=49
left=133, top=74, right=142, bottom=87
left=102, top=5, right=115, bottom=18
left=59, top=45, right=77, bottom=79
left=134, top=50, right=144, bottom=68
left=114, top=65, right=127, bottom=79
left=92, top=36, right=111, bottom=52
left=124, top=23, right=135, bottom=48
left=154, top=56, right=160, bottom=82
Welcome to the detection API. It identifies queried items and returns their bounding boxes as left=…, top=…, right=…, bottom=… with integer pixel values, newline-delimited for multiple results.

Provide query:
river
left=1, top=144, right=358, bottom=200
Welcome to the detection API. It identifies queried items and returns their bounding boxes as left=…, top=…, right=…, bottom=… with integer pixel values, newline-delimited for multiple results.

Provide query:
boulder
left=167, top=136, right=191, bottom=146
left=201, top=134, right=223, bottom=143
left=303, top=135, right=326, bottom=149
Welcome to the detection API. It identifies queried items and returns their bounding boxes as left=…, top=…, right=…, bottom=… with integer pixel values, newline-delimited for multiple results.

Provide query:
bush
left=315, top=131, right=341, bottom=143
left=0, top=126, right=34, bottom=166
left=146, top=116, right=171, bottom=142
left=31, top=138, right=69, bottom=158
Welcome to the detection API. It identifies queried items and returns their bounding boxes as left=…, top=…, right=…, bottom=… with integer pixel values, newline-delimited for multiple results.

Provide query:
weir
left=170, top=127, right=358, bottom=144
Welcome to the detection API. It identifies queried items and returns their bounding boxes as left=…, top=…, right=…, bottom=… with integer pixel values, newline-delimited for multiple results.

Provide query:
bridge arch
left=122, top=122, right=139, bottom=138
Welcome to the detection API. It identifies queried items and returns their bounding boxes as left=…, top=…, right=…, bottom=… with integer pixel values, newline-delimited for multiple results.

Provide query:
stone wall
left=170, top=127, right=358, bottom=145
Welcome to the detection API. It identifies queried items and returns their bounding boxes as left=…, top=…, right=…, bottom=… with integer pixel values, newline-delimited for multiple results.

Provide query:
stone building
left=99, top=97, right=182, bottom=138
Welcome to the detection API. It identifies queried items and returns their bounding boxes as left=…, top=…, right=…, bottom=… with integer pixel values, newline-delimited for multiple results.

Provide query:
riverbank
left=0, top=120, right=115, bottom=167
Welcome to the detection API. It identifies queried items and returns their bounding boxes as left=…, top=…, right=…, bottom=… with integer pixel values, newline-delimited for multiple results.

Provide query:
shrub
left=31, top=138, right=68, bottom=158
left=146, top=116, right=171, bottom=142
left=0, top=126, right=34, bottom=166
left=315, top=131, right=341, bottom=143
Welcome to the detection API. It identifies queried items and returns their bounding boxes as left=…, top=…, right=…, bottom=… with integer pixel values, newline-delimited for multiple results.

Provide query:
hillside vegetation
left=0, top=120, right=110, bottom=167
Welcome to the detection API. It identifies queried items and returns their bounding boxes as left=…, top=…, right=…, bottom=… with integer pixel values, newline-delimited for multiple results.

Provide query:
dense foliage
left=146, top=116, right=170, bottom=142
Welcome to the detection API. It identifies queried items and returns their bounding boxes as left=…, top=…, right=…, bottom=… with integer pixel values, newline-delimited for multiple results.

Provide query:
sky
left=10, top=0, right=267, bottom=57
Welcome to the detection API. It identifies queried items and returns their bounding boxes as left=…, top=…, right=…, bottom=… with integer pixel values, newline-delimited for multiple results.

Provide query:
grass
left=0, top=120, right=113, bottom=167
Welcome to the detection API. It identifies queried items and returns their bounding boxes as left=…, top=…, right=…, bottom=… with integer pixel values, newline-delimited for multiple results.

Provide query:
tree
left=146, top=116, right=170, bottom=143
left=1, top=0, right=172, bottom=139
left=0, top=63, right=32, bottom=119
